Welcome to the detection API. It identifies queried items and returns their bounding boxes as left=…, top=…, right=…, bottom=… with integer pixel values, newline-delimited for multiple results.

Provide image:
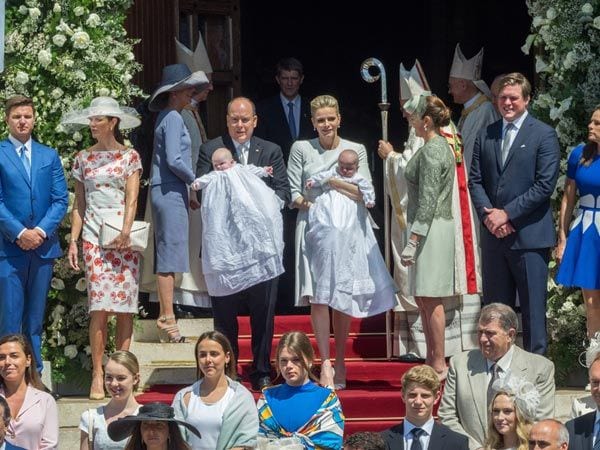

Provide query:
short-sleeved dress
left=556, top=144, right=600, bottom=289
left=404, top=135, right=456, bottom=297
left=72, top=149, right=142, bottom=313
left=79, top=405, right=140, bottom=450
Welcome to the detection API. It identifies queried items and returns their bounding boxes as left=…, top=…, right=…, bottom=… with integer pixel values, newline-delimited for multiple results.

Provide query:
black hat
left=107, top=402, right=201, bottom=442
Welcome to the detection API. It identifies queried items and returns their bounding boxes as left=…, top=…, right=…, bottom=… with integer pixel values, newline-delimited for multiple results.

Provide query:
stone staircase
left=57, top=316, right=589, bottom=448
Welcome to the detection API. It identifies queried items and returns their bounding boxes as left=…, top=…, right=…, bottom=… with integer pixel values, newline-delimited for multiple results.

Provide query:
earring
left=424, top=125, right=428, bottom=131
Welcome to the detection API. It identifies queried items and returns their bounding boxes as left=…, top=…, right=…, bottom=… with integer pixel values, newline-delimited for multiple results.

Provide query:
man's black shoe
left=398, top=352, right=425, bottom=363
left=251, top=376, right=271, bottom=392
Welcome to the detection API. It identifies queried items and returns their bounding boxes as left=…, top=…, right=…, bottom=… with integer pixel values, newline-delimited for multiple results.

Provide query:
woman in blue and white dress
left=556, top=107, right=600, bottom=344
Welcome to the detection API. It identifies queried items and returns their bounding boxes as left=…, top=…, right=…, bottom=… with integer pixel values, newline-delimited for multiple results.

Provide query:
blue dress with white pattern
left=556, top=144, right=600, bottom=289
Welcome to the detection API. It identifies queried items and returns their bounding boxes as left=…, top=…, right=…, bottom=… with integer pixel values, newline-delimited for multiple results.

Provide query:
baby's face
left=212, top=156, right=235, bottom=171
left=337, top=159, right=358, bottom=177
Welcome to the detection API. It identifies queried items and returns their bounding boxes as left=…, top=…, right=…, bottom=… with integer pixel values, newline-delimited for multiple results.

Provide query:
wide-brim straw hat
left=107, top=402, right=201, bottom=442
left=148, top=63, right=209, bottom=112
left=60, top=96, right=141, bottom=131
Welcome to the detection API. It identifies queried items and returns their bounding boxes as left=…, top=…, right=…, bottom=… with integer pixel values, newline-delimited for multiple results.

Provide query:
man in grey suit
left=566, top=353, right=600, bottom=449
left=382, top=365, right=468, bottom=450
left=468, top=72, right=560, bottom=355
left=196, top=96, right=290, bottom=391
left=439, top=303, right=555, bottom=450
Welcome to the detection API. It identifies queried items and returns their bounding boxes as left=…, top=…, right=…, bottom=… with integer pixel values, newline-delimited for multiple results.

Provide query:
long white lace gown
left=306, top=172, right=397, bottom=318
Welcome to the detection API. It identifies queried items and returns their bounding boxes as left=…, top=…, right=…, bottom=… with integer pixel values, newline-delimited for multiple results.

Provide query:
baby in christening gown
left=305, top=149, right=396, bottom=317
left=190, top=148, right=284, bottom=296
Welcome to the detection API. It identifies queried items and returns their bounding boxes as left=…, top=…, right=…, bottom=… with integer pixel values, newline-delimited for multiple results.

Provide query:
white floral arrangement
left=492, top=370, right=541, bottom=421
left=523, top=0, right=596, bottom=384
left=0, top=0, right=143, bottom=384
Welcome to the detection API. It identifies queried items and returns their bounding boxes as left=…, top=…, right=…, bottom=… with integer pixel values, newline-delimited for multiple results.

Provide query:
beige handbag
left=99, top=211, right=150, bottom=252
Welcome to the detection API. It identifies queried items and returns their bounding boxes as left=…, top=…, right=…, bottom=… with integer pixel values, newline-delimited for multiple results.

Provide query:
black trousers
left=211, top=277, right=278, bottom=380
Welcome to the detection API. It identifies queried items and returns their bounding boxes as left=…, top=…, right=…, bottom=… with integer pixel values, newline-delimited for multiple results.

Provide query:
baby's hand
left=365, top=201, right=375, bottom=208
left=264, top=166, right=274, bottom=176
left=305, top=179, right=314, bottom=190
left=191, top=178, right=202, bottom=191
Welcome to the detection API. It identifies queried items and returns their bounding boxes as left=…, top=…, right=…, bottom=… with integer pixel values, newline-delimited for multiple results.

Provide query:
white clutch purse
left=99, top=212, right=150, bottom=252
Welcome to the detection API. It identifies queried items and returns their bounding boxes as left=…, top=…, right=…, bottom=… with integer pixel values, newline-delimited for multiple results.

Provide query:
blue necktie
left=410, top=428, right=425, bottom=450
left=594, top=424, right=600, bottom=450
left=19, top=146, right=30, bottom=179
left=287, top=101, right=297, bottom=140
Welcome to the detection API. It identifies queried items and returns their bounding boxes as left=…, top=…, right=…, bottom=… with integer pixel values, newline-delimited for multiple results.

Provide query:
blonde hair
left=484, top=391, right=532, bottom=450
left=310, top=95, right=339, bottom=117
left=275, top=331, right=319, bottom=383
left=401, top=364, right=440, bottom=395
left=107, top=350, right=141, bottom=391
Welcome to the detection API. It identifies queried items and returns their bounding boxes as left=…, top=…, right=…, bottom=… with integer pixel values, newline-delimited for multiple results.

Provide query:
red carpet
left=136, top=313, right=426, bottom=435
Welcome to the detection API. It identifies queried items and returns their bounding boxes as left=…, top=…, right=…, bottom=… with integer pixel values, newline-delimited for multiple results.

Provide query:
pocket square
left=520, top=144, right=526, bottom=148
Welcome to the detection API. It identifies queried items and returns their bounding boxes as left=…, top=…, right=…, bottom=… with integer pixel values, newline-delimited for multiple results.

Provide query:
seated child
left=191, top=148, right=283, bottom=296
left=305, top=149, right=396, bottom=318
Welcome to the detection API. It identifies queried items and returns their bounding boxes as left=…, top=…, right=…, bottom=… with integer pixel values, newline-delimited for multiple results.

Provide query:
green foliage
left=0, top=0, right=142, bottom=384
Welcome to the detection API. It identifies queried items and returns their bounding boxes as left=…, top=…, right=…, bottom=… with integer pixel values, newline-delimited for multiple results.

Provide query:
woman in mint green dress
left=401, top=93, right=456, bottom=379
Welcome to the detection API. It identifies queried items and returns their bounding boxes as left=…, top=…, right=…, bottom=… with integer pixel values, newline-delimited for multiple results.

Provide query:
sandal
left=320, top=359, right=335, bottom=388
left=157, top=315, right=185, bottom=343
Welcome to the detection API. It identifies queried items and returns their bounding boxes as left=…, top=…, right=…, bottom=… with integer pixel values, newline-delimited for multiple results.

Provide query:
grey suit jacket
left=438, top=346, right=555, bottom=450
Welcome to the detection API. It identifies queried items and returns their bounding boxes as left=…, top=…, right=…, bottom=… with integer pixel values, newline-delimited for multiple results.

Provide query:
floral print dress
left=72, top=149, right=142, bottom=313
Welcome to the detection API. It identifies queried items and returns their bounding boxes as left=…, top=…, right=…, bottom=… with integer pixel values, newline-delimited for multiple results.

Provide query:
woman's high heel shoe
left=156, top=315, right=185, bottom=343
left=89, top=374, right=105, bottom=400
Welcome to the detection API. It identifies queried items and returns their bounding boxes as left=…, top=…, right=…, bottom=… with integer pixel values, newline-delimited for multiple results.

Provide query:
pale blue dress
left=150, top=109, right=196, bottom=273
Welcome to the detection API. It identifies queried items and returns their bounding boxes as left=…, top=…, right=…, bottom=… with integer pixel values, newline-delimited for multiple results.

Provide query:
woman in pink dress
left=64, top=97, right=142, bottom=400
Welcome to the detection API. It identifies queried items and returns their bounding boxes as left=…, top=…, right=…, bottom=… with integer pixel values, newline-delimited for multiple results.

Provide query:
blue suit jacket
left=566, top=410, right=594, bottom=450
left=381, top=421, right=469, bottom=450
left=468, top=113, right=560, bottom=250
left=0, top=138, right=68, bottom=258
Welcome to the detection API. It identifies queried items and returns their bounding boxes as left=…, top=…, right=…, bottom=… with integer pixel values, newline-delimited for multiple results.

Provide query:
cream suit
left=438, top=345, right=555, bottom=450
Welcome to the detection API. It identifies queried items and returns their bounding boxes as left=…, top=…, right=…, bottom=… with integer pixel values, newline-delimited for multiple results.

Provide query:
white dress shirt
left=404, top=417, right=435, bottom=449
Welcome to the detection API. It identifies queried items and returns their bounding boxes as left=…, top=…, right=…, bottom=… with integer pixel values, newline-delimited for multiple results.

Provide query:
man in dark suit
left=255, top=57, right=314, bottom=161
left=381, top=365, right=468, bottom=450
left=196, top=96, right=290, bottom=391
left=468, top=72, right=560, bottom=355
left=0, top=95, right=68, bottom=373
left=566, top=352, right=600, bottom=449
left=255, top=57, right=314, bottom=313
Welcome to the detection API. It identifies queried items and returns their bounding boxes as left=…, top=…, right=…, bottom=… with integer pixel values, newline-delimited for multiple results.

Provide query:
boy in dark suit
left=382, top=365, right=468, bottom=450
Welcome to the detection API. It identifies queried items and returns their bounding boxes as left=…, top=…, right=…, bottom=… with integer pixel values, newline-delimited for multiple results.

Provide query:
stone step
left=59, top=427, right=79, bottom=449
left=134, top=318, right=214, bottom=342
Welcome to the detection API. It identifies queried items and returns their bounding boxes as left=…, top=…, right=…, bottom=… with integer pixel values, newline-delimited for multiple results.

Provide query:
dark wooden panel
left=125, top=0, right=176, bottom=95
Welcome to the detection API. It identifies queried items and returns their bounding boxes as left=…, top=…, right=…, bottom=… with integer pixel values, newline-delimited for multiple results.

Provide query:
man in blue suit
left=468, top=73, right=560, bottom=354
left=0, top=95, right=68, bottom=372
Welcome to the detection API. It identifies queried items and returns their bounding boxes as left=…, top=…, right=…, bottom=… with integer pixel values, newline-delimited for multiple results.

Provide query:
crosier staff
left=360, top=57, right=393, bottom=359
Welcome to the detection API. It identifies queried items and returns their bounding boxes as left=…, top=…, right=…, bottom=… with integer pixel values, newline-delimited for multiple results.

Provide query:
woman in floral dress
left=64, top=97, right=142, bottom=400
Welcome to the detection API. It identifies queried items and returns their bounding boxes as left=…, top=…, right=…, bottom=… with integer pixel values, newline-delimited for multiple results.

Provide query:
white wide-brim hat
left=148, top=63, right=209, bottom=112
left=61, top=97, right=141, bottom=130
